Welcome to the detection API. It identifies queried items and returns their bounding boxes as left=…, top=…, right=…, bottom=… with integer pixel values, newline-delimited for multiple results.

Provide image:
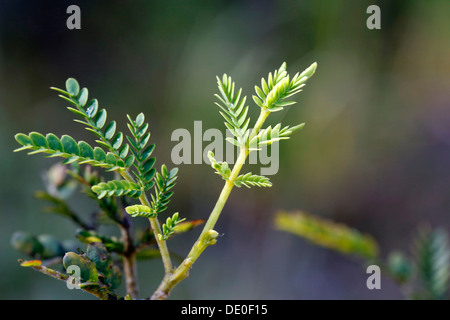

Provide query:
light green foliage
left=13, top=62, right=317, bottom=300
left=249, top=123, right=305, bottom=150
left=208, top=151, right=273, bottom=188
left=91, top=180, right=142, bottom=199
left=274, top=210, right=379, bottom=259
left=208, top=151, right=231, bottom=180
left=252, top=62, right=317, bottom=112
left=12, top=77, right=204, bottom=300
left=125, top=204, right=157, bottom=218
left=215, top=75, right=250, bottom=148
left=233, top=172, right=272, bottom=188
left=159, top=213, right=186, bottom=241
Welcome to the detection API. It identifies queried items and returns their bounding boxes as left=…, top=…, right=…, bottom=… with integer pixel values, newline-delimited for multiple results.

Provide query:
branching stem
left=120, top=170, right=173, bottom=275
left=151, top=109, right=270, bottom=299
left=118, top=216, right=139, bottom=299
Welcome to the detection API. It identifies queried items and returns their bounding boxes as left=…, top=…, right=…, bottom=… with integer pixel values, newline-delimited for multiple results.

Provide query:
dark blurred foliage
left=0, top=0, right=449, bottom=299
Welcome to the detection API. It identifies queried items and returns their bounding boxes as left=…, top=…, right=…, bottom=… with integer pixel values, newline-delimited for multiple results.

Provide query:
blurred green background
left=0, top=0, right=449, bottom=299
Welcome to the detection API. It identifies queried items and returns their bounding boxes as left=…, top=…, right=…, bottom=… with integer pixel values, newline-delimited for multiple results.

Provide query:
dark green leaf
left=142, top=144, right=155, bottom=160
left=118, top=144, right=129, bottom=159
left=105, top=153, right=117, bottom=166
left=61, top=135, right=79, bottom=155
left=86, top=99, right=99, bottom=118
left=78, top=88, right=89, bottom=107
left=104, top=121, right=116, bottom=140
left=168, top=168, right=178, bottom=179
left=66, top=107, right=87, bottom=118
left=124, top=155, right=135, bottom=168
left=95, top=109, right=107, bottom=128
left=29, top=132, right=48, bottom=148
left=14, top=133, right=32, bottom=146
left=78, top=141, right=94, bottom=159
left=93, top=147, right=107, bottom=162
left=112, top=132, right=123, bottom=150
left=139, top=132, right=150, bottom=149
left=46, top=134, right=63, bottom=152
left=95, top=140, right=112, bottom=151
left=142, top=158, right=156, bottom=173
left=143, top=168, right=156, bottom=182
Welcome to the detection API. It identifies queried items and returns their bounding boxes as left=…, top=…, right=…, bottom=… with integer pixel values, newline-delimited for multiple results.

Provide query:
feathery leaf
left=14, top=132, right=125, bottom=171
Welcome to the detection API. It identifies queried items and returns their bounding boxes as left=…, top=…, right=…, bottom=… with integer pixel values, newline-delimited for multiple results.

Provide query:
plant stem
left=151, top=109, right=270, bottom=299
left=18, top=260, right=119, bottom=300
left=120, top=170, right=173, bottom=274
left=121, top=252, right=139, bottom=299
left=118, top=214, right=139, bottom=299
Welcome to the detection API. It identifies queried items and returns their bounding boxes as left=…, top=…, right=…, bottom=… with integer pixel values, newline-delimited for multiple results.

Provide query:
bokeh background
left=0, top=0, right=449, bottom=299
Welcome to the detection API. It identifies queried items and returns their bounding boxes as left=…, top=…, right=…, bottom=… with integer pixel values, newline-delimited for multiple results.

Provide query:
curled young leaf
left=125, top=204, right=157, bottom=218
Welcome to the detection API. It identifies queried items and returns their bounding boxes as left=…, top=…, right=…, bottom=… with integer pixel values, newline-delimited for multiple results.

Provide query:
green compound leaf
left=248, top=123, right=305, bottom=150
left=234, top=173, right=272, bottom=188
left=14, top=132, right=126, bottom=171
left=46, top=133, right=63, bottom=152
left=150, top=165, right=178, bottom=214
left=215, top=74, right=250, bottom=147
left=158, top=212, right=186, bottom=241
left=61, top=135, right=79, bottom=155
left=207, top=151, right=230, bottom=180
left=51, top=79, right=132, bottom=167
left=126, top=113, right=157, bottom=189
left=91, top=180, right=143, bottom=199
left=253, top=62, right=317, bottom=112
left=78, top=141, right=94, bottom=158
left=29, top=132, right=48, bottom=148
left=125, top=204, right=157, bottom=218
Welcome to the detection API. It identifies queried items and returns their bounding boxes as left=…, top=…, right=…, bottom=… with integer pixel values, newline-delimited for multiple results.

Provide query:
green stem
left=120, top=170, right=173, bottom=275
left=151, top=109, right=270, bottom=299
